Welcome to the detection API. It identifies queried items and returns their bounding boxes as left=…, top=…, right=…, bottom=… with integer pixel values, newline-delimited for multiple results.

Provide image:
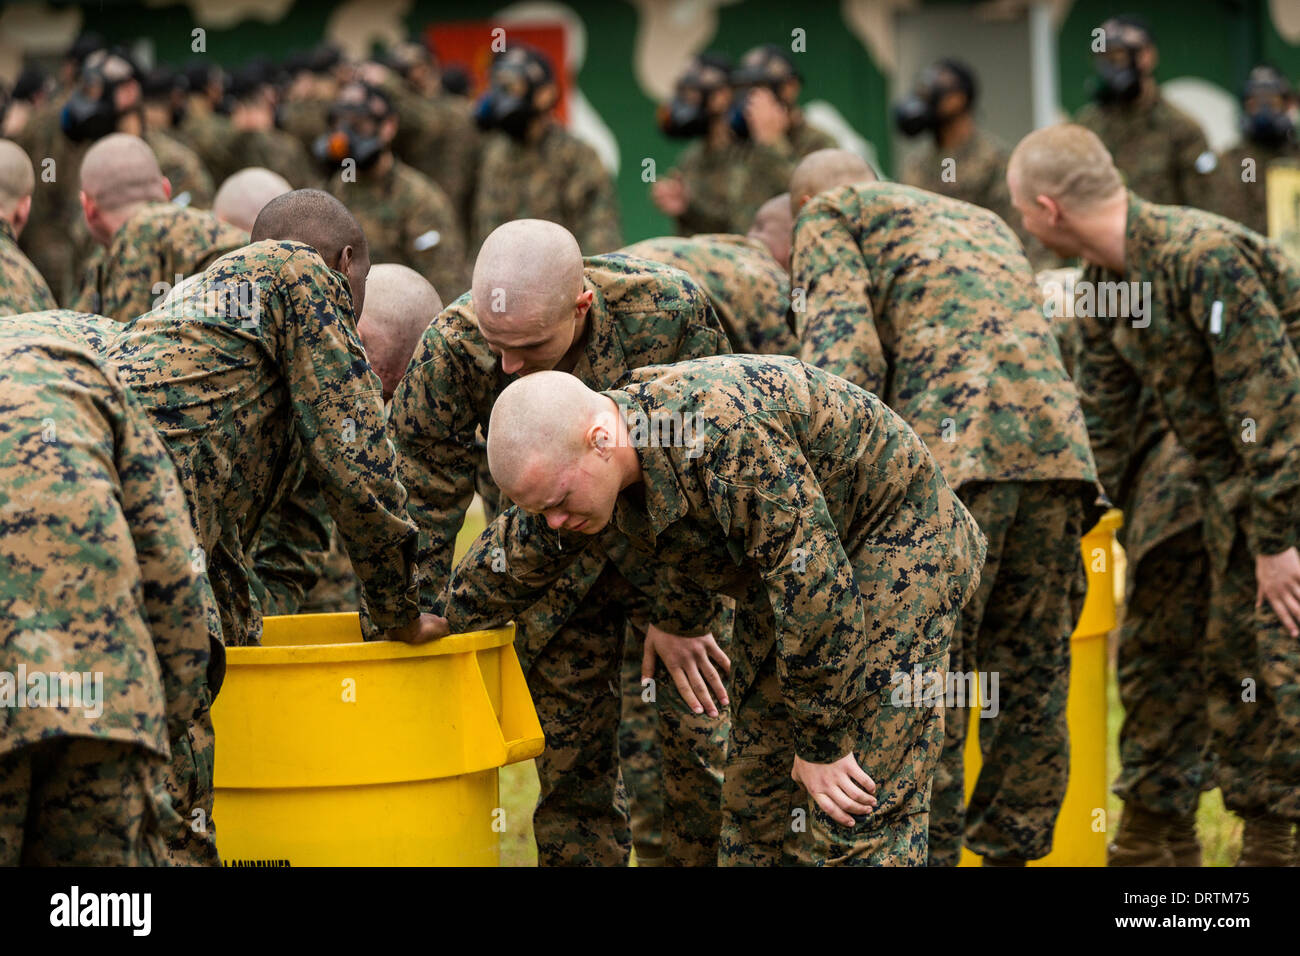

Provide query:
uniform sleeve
left=705, top=416, right=869, bottom=763
left=673, top=280, right=734, bottom=361
left=443, top=506, right=586, bottom=633
left=114, top=375, right=220, bottom=722
left=1182, top=247, right=1300, bottom=554
left=388, top=330, right=482, bottom=614
left=792, top=202, right=890, bottom=395
left=407, top=178, right=469, bottom=302
left=276, top=253, right=422, bottom=636
left=1172, top=114, right=1213, bottom=209
left=1075, top=292, right=1142, bottom=503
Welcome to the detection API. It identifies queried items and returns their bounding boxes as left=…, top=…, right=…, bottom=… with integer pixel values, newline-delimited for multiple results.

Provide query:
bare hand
left=744, top=87, right=789, bottom=145
left=642, top=623, right=730, bottom=716
left=1256, top=546, right=1300, bottom=637
left=651, top=175, right=688, bottom=216
left=791, top=752, right=877, bottom=827
left=384, top=612, right=450, bottom=645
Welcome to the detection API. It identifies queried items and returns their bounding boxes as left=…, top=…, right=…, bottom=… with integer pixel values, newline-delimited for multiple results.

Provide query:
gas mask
left=61, top=53, right=137, bottom=143
left=727, top=46, right=795, bottom=141
left=1090, top=24, right=1146, bottom=106
left=474, top=48, right=552, bottom=141
left=658, top=64, right=728, bottom=139
left=313, top=86, right=391, bottom=172
left=892, top=65, right=963, bottom=138
left=1242, top=106, right=1293, bottom=148
left=1240, top=69, right=1295, bottom=149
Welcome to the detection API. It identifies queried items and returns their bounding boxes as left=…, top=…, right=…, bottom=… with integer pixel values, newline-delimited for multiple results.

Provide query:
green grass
left=459, top=510, right=1241, bottom=867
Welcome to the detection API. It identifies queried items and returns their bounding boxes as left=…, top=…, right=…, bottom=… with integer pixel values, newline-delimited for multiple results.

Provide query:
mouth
left=569, top=518, right=587, bottom=532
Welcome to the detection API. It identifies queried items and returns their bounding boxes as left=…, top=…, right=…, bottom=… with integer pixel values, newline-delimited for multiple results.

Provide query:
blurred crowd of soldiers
left=1, top=10, right=1299, bottom=869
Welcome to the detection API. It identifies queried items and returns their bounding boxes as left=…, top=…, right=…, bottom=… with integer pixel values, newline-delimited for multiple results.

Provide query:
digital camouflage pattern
left=107, top=239, right=422, bottom=646
left=671, top=137, right=796, bottom=237
left=0, top=334, right=220, bottom=864
left=621, top=234, right=796, bottom=356
left=900, top=127, right=1053, bottom=269
left=326, top=158, right=467, bottom=302
left=1074, top=91, right=1214, bottom=207
left=385, top=79, right=481, bottom=233
left=390, top=254, right=731, bottom=866
left=206, top=127, right=314, bottom=190
left=445, top=355, right=987, bottom=865
left=1206, top=142, right=1300, bottom=236
left=0, top=308, right=119, bottom=352
left=70, top=201, right=248, bottom=321
left=1077, top=192, right=1300, bottom=820
left=473, top=125, right=623, bottom=255
left=927, top=479, right=1086, bottom=865
left=0, top=219, right=56, bottom=315
left=1114, top=526, right=1213, bottom=818
left=793, top=181, right=1099, bottom=492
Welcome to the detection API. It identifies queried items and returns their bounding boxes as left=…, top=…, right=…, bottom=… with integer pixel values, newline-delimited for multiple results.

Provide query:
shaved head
left=251, top=188, right=370, bottom=314
left=79, top=133, right=167, bottom=210
left=748, top=192, right=795, bottom=271
left=470, top=219, right=593, bottom=377
left=473, top=219, right=584, bottom=329
left=1008, top=123, right=1124, bottom=210
left=487, top=370, right=601, bottom=495
left=214, top=166, right=291, bottom=232
left=356, top=263, right=440, bottom=400
left=0, top=139, right=35, bottom=218
left=790, top=148, right=875, bottom=214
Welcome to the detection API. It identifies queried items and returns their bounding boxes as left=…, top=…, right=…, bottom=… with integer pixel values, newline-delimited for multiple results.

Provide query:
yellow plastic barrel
left=211, top=613, right=544, bottom=866
left=958, top=509, right=1121, bottom=867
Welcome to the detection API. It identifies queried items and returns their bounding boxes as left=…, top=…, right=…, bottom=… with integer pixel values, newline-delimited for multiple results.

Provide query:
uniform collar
left=0, top=218, right=14, bottom=245
left=606, top=389, right=690, bottom=545
left=570, top=276, right=627, bottom=385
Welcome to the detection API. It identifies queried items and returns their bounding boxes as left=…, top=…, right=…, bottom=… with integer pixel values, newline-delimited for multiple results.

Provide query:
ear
left=382, top=116, right=399, bottom=141
left=338, top=243, right=354, bottom=275
left=12, top=194, right=32, bottom=234
left=1034, top=193, right=1062, bottom=225
left=534, top=83, right=559, bottom=113
left=588, top=418, right=613, bottom=457
left=574, top=288, right=595, bottom=321
left=161, top=176, right=173, bottom=200
left=79, top=190, right=97, bottom=226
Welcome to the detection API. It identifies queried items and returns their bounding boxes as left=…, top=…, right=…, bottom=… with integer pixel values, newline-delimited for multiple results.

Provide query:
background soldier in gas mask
left=1207, top=65, right=1300, bottom=235
left=471, top=45, right=622, bottom=256
left=319, top=79, right=466, bottom=300
left=897, top=58, right=1051, bottom=268
left=1074, top=14, right=1214, bottom=208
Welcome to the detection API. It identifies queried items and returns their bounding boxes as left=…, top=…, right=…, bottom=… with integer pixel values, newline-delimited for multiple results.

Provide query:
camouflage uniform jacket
left=146, top=128, right=215, bottom=210
left=793, top=181, right=1098, bottom=491
left=208, top=127, right=314, bottom=190
left=107, top=239, right=421, bottom=644
left=445, top=355, right=986, bottom=761
left=71, top=202, right=248, bottom=321
left=1075, top=89, right=1214, bottom=207
left=1076, top=192, right=1300, bottom=561
left=0, top=219, right=56, bottom=315
left=473, top=123, right=623, bottom=255
left=620, top=234, right=796, bottom=355
left=673, top=137, right=795, bottom=237
left=389, top=253, right=731, bottom=643
left=384, top=79, right=481, bottom=232
left=326, top=158, right=468, bottom=302
left=0, top=334, right=216, bottom=758
left=1207, top=140, right=1300, bottom=237
left=0, top=308, right=119, bottom=352
left=901, top=126, right=1053, bottom=268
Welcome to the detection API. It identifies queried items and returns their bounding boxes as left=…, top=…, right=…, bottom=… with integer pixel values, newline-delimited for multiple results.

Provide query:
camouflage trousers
left=618, top=604, right=733, bottom=866
left=1206, top=530, right=1300, bottom=820
left=1114, top=526, right=1213, bottom=817
left=522, top=568, right=728, bottom=866
left=0, top=737, right=170, bottom=866
left=161, top=693, right=221, bottom=866
left=719, top=645, right=946, bottom=866
left=928, top=480, right=1086, bottom=865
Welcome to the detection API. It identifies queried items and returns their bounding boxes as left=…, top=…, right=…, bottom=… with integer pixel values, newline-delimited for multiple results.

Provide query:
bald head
left=251, top=188, right=370, bottom=314
left=747, top=193, right=795, bottom=271
left=790, top=148, right=875, bottom=214
left=1007, top=123, right=1124, bottom=211
left=0, top=140, right=35, bottom=228
left=487, top=370, right=603, bottom=498
left=214, top=166, right=291, bottom=233
left=357, top=263, right=440, bottom=401
left=472, top=219, right=584, bottom=330
left=80, top=133, right=167, bottom=210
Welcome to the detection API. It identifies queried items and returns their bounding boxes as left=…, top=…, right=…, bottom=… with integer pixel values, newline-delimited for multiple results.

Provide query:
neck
left=555, top=305, right=589, bottom=373
left=609, top=401, right=643, bottom=491
left=935, top=113, right=974, bottom=150
left=102, top=200, right=148, bottom=245
left=526, top=114, right=551, bottom=145
left=1075, top=192, right=1130, bottom=274
left=707, top=115, right=731, bottom=148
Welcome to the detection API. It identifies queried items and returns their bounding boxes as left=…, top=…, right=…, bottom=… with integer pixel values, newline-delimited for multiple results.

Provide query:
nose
left=500, top=352, right=525, bottom=375
left=545, top=511, right=567, bottom=531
